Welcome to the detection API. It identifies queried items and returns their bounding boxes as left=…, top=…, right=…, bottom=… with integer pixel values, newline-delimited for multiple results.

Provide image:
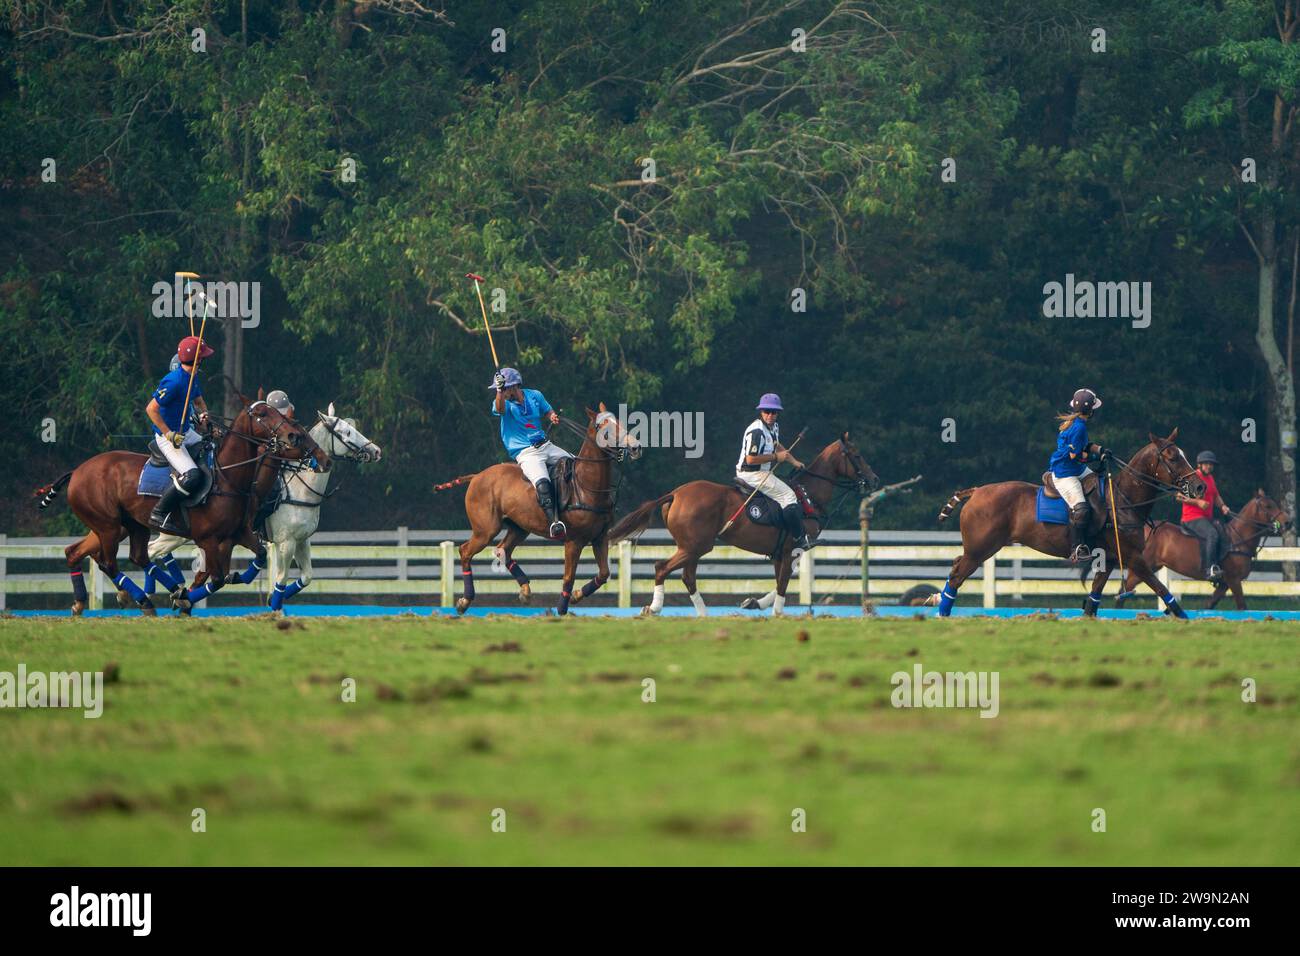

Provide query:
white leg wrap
left=689, top=591, right=707, bottom=617
left=773, top=594, right=786, bottom=616
left=756, top=589, right=777, bottom=609
left=649, top=583, right=665, bottom=613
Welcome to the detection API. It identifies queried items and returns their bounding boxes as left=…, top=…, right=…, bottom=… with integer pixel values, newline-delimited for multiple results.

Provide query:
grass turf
left=0, top=613, right=1296, bottom=865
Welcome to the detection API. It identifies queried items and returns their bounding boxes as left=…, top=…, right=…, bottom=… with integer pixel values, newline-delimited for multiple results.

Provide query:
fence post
left=0, top=533, right=6, bottom=611
left=1012, top=556, right=1023, bottom=601
left=89, top=561, right=104, bottom=610
left=859, top=500, right=870, bottom=608
left=618, top=540, right=632, bottom=608
left=982, top=556, right=996, bottom=609
left=799, top=551, right=814, bottom=605
left=397, top=526, right=409, bottom=582
left=1158, top=566, right=1174, bottom=602
left=439, top=540, right=455, bottom=609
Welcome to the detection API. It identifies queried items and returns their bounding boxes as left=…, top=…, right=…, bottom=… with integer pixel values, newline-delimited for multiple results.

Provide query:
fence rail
left=2, top=529, right=1298, bottom=610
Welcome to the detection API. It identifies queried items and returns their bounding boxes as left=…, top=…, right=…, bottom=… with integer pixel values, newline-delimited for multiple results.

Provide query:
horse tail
left=35, top=472, right=72, bottom=510
left=433, top=472, right=479, bottom=493
left=608, top=493, right=673, bottom=544
left=937, top=487, right=975, bottom=523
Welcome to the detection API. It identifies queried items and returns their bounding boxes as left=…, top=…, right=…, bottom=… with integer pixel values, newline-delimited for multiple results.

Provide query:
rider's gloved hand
left=1098, top=447, right=1113, bottom=463
left=167, top=430, right=184, bottom=449
left=493, top=371, right=506, bottom=391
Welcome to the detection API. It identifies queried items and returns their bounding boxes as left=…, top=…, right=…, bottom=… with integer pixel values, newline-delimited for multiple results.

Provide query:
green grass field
left=1, top=613, right=1296, bottom=866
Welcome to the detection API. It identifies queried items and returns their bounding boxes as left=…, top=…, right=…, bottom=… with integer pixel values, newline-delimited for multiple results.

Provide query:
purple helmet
left=489, top=367, right=524, bottom=390
left=757, top=392, right=783, bottom=411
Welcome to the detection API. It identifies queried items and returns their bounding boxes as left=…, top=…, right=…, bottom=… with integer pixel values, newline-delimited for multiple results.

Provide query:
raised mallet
left=465, top=273, right=501, bottom=369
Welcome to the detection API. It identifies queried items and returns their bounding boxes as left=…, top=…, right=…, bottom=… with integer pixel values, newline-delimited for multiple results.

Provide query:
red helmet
left=177, top=336, right=215, bottom=365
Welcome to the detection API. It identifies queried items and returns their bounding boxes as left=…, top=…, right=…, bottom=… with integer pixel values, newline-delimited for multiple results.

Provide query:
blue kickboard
left=137, top=462, right=173, bottom=498
left=1036, top=473, right=1106, bottom=525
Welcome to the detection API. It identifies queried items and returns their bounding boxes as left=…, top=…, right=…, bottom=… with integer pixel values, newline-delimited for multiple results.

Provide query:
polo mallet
left=1106, top=462, right=1125, bottom=579
left=176, top=271, right=200, bottom=337
left=177, top=281, right=214, bottom=442
left=721, top=427, right=807, bottom=534
left=465, top=273, right=501, bottom=369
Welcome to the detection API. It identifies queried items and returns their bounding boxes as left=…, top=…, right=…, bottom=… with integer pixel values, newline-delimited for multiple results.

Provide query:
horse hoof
left=639, top=605, right=658, bottom=617
left=739, top=597, right=759, bottom=610
left=115, top=590, right=132, bottom=609
left=518, top=585, right=531, bottom=605
left=70, top=601, right=85, bottom=617
left=455, top=597, right=471, bottom=615
left=139, top=599, right=157, bottom=617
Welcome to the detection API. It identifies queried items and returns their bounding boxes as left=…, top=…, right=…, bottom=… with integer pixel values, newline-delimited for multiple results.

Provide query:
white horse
left=148, top=404, right=381, bottom=609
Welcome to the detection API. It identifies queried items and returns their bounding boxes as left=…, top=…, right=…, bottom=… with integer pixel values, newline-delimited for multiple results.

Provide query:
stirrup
left=548, top=519, right=567, bottom=539
left=1208, top=564, right=1224, bottom=582
left=1068, top=544, right=1091, bottom=563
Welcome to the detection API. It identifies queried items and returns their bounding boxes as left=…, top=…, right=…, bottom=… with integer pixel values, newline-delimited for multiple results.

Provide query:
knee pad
left=535, top=478, right=554, bottom=501
left=179, top=468, right=203, bottom=492
left=1069, top=504, right=1089, bottom=525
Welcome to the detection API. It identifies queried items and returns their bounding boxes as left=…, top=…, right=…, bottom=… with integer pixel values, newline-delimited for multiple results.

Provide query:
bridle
left=205, top=402, right=322, bottom=499
left=548, top=413, right=640, bottom=514
left=1105, top=442, right=1201, bottom=529
left=792, top=440, right=880, bottom=528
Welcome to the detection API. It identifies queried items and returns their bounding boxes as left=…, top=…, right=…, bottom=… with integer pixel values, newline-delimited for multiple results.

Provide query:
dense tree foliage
left=2, top=0, right=1296, bottom=538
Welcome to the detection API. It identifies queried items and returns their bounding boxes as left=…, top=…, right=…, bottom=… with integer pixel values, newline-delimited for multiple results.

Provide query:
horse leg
left=1114, top=565, right=1144, bottom=607
left=1206, top=581, right=1228, bottom=610
left=936, top=551, right=988, bottom=617
left=557, top=539, right=582, bottom=615
left=1127, top=553, right=1188, bottom=619
left=770, top=553, right=795, bottom=616
left=269, top=538, right=295, bottom=611
left=570, top=535, right=611, bottom=606
left=1228, top=578, right=1246, bottom=611
left=282, top=538, right=313, bottom=604
left=681, top=556, right=707, bottom=616
left=498, top=523, right=532, bottom=604
left=1083, top=562, right=1113, bottom=617
left=63, top=533, right=99, bottom=616
left=645, top=547, right=696, bottom=615
left=147, top=533, right=189, bottom=598
left=95, top=526, right=155, bottom=616
left=187, top=539, right=231, bottom=607
left=457, top=528, right=495, bottom=615
left=227, top=532, right=268, bottom=586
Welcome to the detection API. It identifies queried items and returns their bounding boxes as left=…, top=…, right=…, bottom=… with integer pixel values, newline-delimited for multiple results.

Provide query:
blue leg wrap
left=937, top=579, right=957, bottom=617
left=269, top=583, right=287, bottom=611
left=283, top=578, right=307, bottom=600
left=233, top=557, right=264, bottom=585
left=162, top=555, right=185, bottom=589
left=114, top=572, right=147, bottom=603
left=188, top=581, right=219, bottom=605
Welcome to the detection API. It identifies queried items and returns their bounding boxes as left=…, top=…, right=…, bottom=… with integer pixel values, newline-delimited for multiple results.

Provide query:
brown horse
left=606, top=432, right=878, bottom=616
left=450, top=404, right=641, bottom=615
left=935, top=429, right=1204, bottom=618
left=1114, top=490, right=1291, bottom=610
left=38, top=395, right=326, bottom=615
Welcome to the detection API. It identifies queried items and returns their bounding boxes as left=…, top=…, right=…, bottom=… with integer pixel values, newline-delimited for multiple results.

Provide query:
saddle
left=730, top=481, right=817, bottom=528
left=551, top=457, right=580, bottom=513
left=138, top=438, right=216, bottom=514
left=1035, top=470, right=1107, bottom=536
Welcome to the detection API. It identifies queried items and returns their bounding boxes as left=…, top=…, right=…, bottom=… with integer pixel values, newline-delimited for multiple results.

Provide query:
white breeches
left=515, top=442, right=573, bottom=485
left=734, top=469, right=797, bottom=508
left=157, top=428, right=203, bottom=478
left=1053, top=474, right=1086, bottom=509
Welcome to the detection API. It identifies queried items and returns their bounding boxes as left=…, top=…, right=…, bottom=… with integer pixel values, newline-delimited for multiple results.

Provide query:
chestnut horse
left=448, top=404, right=641, bottom=616
left=606, top=432, right=878, bottom=616
left=935, top=429, right=1204, bottom=618
left=38, top=395, right=326, bottom=615
left=1114, top=490, right=1291, bottom=610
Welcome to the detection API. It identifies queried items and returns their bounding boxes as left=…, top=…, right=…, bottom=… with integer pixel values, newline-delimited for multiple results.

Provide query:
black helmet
left=1070, top=388, right=1102, bottom=413
left=1196, top=450, right=1218, bottom=465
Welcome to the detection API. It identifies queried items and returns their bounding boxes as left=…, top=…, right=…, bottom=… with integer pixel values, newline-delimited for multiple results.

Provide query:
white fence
left=2, top=529, right=1298, bottom=610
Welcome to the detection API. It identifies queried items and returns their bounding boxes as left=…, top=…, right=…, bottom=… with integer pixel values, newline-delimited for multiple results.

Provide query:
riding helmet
left=1070, top=388, right=1102, bottom=413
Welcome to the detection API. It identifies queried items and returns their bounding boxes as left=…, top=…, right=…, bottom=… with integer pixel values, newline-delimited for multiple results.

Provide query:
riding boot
left=782, top=503, right=813, bottom=554
left=150, top=469, right=201, bottom=534
left=535, top=478, right=566, bottom=539
left=1067, top=504, right=1090, bottom=563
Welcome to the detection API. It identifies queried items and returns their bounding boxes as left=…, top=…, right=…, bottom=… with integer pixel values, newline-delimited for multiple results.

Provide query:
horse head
left=1130, top=427, right=1202, bottom=500
left=1241, top=488, right=1291, bottom=536
left=810, top=430, right=879, bottom=493
left=316, top=402, right=382, bottom=463
left=231, top=392, right=329, bottom=473
left=590, top=402, right=642, bottom=461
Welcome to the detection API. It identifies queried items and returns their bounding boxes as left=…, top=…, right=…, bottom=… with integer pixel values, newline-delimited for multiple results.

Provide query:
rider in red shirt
left=1177, top=450, right=1232, bottom=581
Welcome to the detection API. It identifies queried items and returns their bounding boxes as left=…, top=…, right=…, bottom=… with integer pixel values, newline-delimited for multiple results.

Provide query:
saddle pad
left=1036, top=472, right=1107, bottom=525
left=137, top=462, right=174, bottom=498
left=732, top=486, right=784, bottom=527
